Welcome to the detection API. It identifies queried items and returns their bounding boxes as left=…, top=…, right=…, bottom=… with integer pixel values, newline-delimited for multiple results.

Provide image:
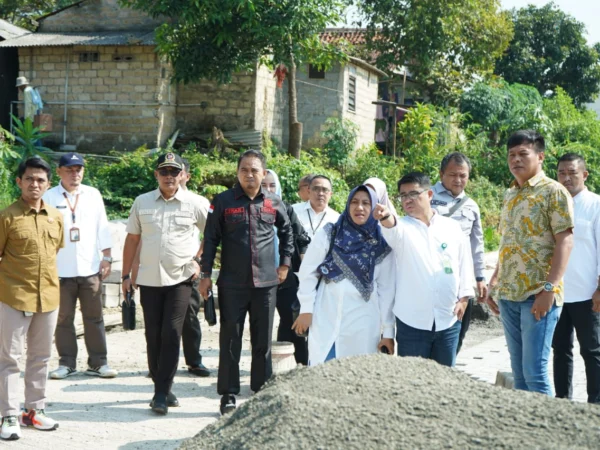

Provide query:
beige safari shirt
left=126, top=188, right=209, bottom=287
left=493, top=171, right=574, bottom=305
left=0, top=199, right=65, bottom=312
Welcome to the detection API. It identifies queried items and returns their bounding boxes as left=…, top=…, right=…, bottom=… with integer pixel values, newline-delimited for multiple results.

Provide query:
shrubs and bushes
left=1, top=82, right=599, bottom=250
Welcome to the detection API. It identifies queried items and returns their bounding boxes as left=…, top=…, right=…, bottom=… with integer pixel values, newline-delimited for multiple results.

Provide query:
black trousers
left=456, top=298, right=474, bottom=354
left=217, top=285, right=276, bottom=396
left=182, top=280, right=203, bottom=367
left=276, top=285, right=308, bottom=365
left=139, top=280, right=192, bottom=395
left=552, top=299, right=600, bottom=403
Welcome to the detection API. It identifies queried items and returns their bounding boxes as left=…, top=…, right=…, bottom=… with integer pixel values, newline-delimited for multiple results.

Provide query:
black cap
left=59, top=152, right=85, bottom=167
left=156, top=152, right=183, bottom=170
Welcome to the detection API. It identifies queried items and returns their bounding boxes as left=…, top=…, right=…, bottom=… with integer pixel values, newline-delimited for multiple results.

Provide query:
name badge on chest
left=70, top=227, right=80, bottom=242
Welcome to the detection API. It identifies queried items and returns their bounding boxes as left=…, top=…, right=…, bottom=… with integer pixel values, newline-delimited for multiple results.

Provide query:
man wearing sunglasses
left=121, top=152, right=209, bottom=415
left=374, top=172, right=474, bottom=367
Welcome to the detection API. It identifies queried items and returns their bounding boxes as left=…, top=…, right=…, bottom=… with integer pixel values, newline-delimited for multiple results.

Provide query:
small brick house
left=0, top=0, right=386, bottom=152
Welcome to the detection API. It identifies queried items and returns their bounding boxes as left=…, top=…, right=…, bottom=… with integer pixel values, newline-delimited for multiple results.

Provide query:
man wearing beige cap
left=16, top=77, right=35, bottom=122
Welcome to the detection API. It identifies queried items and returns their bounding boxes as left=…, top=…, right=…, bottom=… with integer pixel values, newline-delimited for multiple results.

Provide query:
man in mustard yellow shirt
left=0, top=157, right=64, bottom=441
left=486, top=130, right=574, bottom=396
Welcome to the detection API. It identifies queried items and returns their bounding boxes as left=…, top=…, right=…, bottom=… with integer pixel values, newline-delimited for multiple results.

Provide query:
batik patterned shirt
left=493, top=171, right=574, bottom=305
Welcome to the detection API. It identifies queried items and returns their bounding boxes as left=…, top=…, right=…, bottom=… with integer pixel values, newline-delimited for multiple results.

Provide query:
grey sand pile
left=181, top=355, right=600, bottom=449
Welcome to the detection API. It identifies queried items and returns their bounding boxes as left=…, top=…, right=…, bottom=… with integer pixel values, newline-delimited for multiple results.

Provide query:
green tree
left=358, top=0, right=513, bottom=105
left=495, top=3, right=600, bottom=107
left=119, top=0, right=349, bottom=158
left=0, top=0, right=73, bottom=28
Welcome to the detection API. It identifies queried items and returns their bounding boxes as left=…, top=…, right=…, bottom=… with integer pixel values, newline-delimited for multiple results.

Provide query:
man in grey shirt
left=431, top=152, right=486, bottom=353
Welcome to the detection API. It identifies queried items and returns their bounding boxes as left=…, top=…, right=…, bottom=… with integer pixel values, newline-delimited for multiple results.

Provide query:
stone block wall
left=39, top=0, right=164, bottom=32
left=342, top=64, right=379, bottom=148
left=281, top=63, right=344, bottom=149
left=175, top=71, right=257, bottom=135
left=254, top=65, right=283, bottom=145
left=18, top=45, right=165, bottom=151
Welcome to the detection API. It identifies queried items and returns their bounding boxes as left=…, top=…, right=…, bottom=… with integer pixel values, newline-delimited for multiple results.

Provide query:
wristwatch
left=102, top=256, right=113, bottom=264
left=200, top=272, right=211, bottom=279
left=543, top=282, right=556, bottom=293
left=192, top=256, right=202, bottom=266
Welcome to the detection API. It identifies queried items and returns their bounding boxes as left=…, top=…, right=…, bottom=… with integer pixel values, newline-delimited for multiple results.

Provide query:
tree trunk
left=287, top=54, right=302, bottom=159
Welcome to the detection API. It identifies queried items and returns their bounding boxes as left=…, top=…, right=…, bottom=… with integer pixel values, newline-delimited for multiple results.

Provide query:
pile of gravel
left=181, top=355, right=600, bottom=449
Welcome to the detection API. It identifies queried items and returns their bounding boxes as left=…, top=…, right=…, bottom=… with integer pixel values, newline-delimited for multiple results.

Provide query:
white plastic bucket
left=271, top=341, right=296, bottom=374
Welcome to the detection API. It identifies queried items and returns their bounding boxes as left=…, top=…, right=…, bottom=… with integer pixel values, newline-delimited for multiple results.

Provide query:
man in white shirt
left=292, top=175, right=340, bottom=239
left=16, top=77, right=35, bottom=121
left=374, top=172, right=475, bottom=367
left=554, top=153, right=600, bottom=404
left=44, top=152, right=118, bottom=380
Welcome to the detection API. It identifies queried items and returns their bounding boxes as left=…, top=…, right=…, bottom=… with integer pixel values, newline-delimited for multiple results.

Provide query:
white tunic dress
left=298, top=226, right=396, bottom=366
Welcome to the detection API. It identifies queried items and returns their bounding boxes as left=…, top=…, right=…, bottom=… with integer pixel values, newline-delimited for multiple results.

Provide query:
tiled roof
left=320, top=28, right=367, bottom=46
left=0, top=30, right=155, bottom=47
left=0, top=19, right=29, bottom=40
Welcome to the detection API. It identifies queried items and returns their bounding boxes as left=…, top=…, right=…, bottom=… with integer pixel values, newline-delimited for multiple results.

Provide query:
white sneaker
left=0, top=416, right=21, bottom=440
left=19, top=409, right=58, bottom=431
left=85, top=365, right=118, bottom=378
left=49, top=366, right=77, bottom=380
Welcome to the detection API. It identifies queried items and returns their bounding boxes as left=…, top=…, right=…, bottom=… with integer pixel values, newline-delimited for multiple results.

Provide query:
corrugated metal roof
left=0, top=30, right=155, bottom=47
left=0, top=19, right=29, bottom=40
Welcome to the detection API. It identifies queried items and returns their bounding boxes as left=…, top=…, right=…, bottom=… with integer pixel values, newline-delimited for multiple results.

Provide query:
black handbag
left=121, top=288, right=136, bottom=331
left=204, top=289, right=217, bottom=326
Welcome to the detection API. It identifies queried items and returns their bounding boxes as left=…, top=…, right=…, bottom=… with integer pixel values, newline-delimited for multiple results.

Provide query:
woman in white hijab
left=364, top=177, right=398, bottom=217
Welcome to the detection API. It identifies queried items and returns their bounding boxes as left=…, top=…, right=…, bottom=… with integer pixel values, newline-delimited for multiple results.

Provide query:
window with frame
left=348, top=76, right=356, bottom=112
left=308, top=64, right=325, bottom=79
left=78, top=52, right=99, bottom=62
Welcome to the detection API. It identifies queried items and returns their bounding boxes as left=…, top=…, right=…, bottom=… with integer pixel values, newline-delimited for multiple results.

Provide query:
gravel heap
left=181, top=355, right=600, bottom=449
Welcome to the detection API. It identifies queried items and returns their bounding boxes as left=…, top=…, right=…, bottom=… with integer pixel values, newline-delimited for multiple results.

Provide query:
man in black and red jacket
left=199, top=149, right=294, bottom=415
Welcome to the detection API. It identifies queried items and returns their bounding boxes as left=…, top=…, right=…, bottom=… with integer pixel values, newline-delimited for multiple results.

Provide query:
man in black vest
left=200, top=149, right=294, bottom=415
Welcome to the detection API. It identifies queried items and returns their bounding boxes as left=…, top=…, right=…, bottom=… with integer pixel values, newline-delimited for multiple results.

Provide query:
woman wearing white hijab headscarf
left=364, top=177, right=398, bottom=217
left=262, top=169, right=311, bottom=365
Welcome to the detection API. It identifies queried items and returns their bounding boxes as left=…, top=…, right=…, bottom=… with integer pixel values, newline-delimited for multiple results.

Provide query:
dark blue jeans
left=396, top=318, right=461, bottom=367
left=499, top=296, right=561, bottom=396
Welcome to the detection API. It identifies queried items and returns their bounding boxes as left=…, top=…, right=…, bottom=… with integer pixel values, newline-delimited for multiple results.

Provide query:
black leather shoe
left=150, top=392, right=179, bottom=408
left=150, top=393, right=168, bottom=415
left=188, top=364, right=210, bottom=377
left=220, top=394, right=236, bottom=416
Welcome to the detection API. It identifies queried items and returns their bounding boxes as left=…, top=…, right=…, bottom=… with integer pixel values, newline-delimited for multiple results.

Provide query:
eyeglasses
left=310, top=186, right=331, bottom=194
left=158, top=169, right=181, bottom=177
left=398, top=190, right=427, bottom=202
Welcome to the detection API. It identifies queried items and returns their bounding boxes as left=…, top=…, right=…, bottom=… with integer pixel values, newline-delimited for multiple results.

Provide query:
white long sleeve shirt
left=43, top=183, right=113, bottom=278
left=298, top=226, right=396, bottom=365
left=381, top=211, right=474, bottom=332
left=564, top=188, right=600, bottom=303
left=291, top=201, right=340, bottom=239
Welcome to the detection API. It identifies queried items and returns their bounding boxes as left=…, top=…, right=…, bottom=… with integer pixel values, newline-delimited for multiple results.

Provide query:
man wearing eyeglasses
left=292, top=175, right=340, bottom=239
left=121, top=152, right=209, bottom=415
left=374, top=172, right=475, bottom=367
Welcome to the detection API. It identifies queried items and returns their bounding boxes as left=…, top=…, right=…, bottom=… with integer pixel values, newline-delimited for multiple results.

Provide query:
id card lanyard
left=63, top=192, right=80, bottom=242
left=440, top=243, right=453, bottom=274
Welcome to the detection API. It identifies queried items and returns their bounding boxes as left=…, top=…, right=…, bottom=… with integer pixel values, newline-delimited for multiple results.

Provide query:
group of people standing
left=1, top=127, right=599, bottom=441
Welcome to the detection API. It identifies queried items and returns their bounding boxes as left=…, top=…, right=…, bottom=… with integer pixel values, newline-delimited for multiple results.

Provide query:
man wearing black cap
left=199, top=149, right=294, bottom=415
left=121, top=152, right=209, bottom=415
left=43, top=152, right=117, bottom=380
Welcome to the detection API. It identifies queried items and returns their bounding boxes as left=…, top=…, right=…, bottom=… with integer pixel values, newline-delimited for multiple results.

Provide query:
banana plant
left=11, top=115, right=52, bottom=161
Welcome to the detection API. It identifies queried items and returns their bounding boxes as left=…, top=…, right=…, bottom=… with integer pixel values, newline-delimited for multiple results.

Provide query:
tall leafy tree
left=358, top=0, right=513, bottom=105
left=495, top=3, right=600, bottom=108
left=0, top=0, right=73, bottom=29
left=119, top=0, right=349, bottom=157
